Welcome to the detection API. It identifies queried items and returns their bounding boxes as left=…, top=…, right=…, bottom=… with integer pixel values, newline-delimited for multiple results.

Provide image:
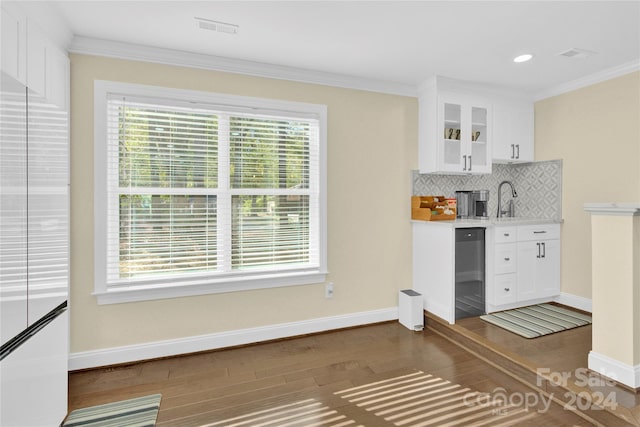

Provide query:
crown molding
left=69, top=36, right=418, bottom=97
left=68, top=36, right=639, bottom=101
left=534, top=60, right=640, bottom=101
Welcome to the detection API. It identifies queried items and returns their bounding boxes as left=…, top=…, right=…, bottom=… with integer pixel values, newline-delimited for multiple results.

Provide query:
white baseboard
left=588, top=351, right=640, bottom=389
left=554, top=292, right=592, bottom=313
left=69, top=307, right=398, bottom=371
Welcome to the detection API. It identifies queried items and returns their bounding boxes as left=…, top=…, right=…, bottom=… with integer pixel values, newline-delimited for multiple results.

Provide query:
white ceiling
left=43, top=1, right=640, bottom=96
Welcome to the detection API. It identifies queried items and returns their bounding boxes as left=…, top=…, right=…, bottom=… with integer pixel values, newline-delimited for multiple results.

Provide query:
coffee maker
left=471, top=190, right=489, bottom=218
left=455, top=190, right=489, bottom=218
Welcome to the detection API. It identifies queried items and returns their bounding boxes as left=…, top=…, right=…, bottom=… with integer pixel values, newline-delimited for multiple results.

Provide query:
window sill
left=94, top=270, right=328, bottom=305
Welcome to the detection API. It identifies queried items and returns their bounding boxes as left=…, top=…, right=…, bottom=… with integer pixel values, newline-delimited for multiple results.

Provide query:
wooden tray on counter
left=411, top=196, right=456, bottom=221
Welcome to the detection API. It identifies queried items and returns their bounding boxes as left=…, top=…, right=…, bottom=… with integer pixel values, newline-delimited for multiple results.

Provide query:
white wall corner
left=68, top=307, right=399, bottom=371
left=554, top=292, right=592, bottom=313
left=588, top=351, right=640, bottom=390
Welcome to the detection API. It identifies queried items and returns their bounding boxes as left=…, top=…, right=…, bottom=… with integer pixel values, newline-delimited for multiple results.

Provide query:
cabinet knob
left=504, top=233, right=510, bottom=237
left=504, top=288, right=510, bottom=292
left=504, top=257, right=510, bottom=261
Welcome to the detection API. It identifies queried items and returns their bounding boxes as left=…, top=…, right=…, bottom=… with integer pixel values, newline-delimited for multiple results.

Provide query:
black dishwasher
left=455, top=228, right=486, bottom=320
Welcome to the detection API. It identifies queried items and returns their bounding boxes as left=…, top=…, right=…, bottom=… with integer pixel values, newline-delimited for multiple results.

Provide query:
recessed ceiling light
left=513, top=54, right=534, bottom=63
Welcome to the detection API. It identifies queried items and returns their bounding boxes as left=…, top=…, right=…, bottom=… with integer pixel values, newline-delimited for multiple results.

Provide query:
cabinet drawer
left=494, top=243, right=517, bottom=274
left=494, top=226, right=517, bottom=243
left=518, top=224, right=560, bottom=241
left=494, top=274, right=517, bottom=305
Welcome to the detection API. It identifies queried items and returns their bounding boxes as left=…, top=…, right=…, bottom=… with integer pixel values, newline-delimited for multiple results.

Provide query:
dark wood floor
left=68, top=321, right=598, bottom=426
left=451, top=314, right=640, bottom=426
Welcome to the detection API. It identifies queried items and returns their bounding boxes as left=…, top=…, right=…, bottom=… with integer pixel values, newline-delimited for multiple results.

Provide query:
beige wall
left=70, top=54, right=418, bottom=353
left=534, top=71, right=640, bottom=300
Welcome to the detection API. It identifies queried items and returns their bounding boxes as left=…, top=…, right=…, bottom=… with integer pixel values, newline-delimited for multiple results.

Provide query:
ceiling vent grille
left=195, top=17, right=239, bottom=35
left=557, top=48, right=597, bottom=59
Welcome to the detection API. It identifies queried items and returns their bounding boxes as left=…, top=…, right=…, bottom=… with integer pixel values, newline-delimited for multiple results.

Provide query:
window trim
left=93, top=80, right=327, bottom=304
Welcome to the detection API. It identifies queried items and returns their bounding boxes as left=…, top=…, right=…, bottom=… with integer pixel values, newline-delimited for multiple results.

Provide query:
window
left=94, top=81, right=327, bottom=304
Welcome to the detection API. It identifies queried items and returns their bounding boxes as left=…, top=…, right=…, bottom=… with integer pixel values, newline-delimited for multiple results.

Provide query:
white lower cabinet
left=517, top=238, right=560, bottom=301
left=489, top=223, right=560, bottom=312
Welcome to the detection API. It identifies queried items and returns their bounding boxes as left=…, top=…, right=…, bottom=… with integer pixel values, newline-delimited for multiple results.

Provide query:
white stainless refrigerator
left=0, top=71, right=69, bottom=426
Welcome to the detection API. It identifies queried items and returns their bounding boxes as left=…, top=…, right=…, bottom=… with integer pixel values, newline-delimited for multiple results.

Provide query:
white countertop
left=411, top=217, right=563, bottom=228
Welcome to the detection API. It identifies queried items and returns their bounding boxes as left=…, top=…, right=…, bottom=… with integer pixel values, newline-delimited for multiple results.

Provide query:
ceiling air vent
left=195, top=17, right=239, bottom=35
left=557, top=48, right=597, bottom=59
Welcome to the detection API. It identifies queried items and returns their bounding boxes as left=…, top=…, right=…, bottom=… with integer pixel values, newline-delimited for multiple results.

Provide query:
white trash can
left=399, top=289, right=424, bottom=331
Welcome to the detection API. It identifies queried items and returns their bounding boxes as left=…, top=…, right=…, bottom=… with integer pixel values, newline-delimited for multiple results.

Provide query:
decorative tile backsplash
left=411, top=160, right=563, bottom=220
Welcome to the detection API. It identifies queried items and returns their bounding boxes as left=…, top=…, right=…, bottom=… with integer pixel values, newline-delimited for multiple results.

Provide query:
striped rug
left=480, top=303, right=592, bottom=339
left=63, top=394, right=161, bottom=427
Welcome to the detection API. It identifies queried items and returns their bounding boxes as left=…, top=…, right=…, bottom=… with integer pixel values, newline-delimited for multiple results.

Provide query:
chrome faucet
left=497, top=180, right=518, bottom=218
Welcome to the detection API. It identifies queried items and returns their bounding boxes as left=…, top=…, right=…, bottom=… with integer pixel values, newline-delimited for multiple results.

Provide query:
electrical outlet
left=325, top=282, right=334, bottom=299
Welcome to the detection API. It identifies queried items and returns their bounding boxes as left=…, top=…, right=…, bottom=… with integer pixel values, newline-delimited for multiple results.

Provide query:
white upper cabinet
left=45, top=44, right=69, bottom=111
left=492, top=98, right=534, bottom=163
left=27, top=19, right=47, bottom=97
left=419, top=77, right=492, bottom=174
left=419, top=76, right=535, bottom=172
left=1, top=4, right=69, bottom=111
left=1, top=5, right=28, bottom=85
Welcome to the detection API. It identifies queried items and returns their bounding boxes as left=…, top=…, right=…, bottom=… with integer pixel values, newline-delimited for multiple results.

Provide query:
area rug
left=480, top=303, right=592, bottom=339
left=63, top=394, right=161, bottom=427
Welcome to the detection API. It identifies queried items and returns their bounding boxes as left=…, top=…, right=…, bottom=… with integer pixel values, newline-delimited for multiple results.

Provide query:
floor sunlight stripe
left=334, top=371, right=425, bottom=395
left=355, top=380, right=456, bottom=407
left=250, top=408, right=338, bottom=427
left=202, top=399, right=319, bottom=426
left=347, top=377, right=442, bottom=402
left=392, top=396, right=479, bottom=426
left=339, top=375, right=435, bottom=400
left=367, top=384, right=469, bottom=415
left=381, top=389, right=475, bottom=420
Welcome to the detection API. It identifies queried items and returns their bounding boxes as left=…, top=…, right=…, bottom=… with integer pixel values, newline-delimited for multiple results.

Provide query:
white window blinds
left=96, top=83, right=325, bottom=300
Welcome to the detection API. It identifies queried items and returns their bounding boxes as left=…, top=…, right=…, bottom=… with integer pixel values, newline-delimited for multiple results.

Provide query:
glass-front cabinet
left=419, top=77, right=492, bottom=174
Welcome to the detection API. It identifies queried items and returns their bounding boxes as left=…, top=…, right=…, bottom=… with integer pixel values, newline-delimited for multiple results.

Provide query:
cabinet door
left=1, top=6, right=27, bottom=85
left=536, top=239, right=560, bottom=298
left=46, top=44, right=69, bottom=111
left=0, top=311, right=68, bottom=427
left=439, top=99, right=465, bottom=172
left=517, top=239, right=560, bottom=301
left=26, top=20, right=47, bottom=99
left=469, top=104, right=491, bottom=173
left=438, top=97, right=491, bottom=174
left=492, top=101, right=534, bottom=163
left=27, top=95, right=69, bottom=324
left=0, top=75, right=28, bottom=346
left=516, top=240, right=538, bottom=300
